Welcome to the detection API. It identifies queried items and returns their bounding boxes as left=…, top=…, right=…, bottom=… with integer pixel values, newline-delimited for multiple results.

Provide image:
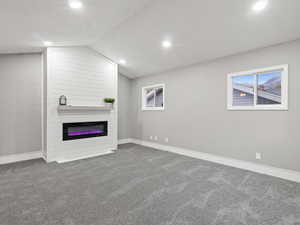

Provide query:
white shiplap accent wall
left=45, top=47, right=118, bottom=162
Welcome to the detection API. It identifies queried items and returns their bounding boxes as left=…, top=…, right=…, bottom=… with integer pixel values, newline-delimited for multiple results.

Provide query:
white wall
left=0, top=53, right=42, bottom=157
left=45, top=47, right=118, bottom=162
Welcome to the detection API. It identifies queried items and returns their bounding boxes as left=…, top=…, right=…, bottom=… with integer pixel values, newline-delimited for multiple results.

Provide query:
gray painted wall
left=118, top=73, right=132, bottom=140
left=0, top=53, right=42, bottom=156
left=130, top=40, right=300, bottom=172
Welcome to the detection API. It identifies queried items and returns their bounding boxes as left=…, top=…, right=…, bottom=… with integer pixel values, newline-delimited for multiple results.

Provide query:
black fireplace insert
left=63, top=121, right=108, bottom=141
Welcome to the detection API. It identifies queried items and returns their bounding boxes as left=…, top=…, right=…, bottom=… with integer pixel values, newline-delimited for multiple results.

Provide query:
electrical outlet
left=165, top=137, right=169, bottom=143
left=154, top=136, right=158, bottom=141
left=256, top=152, right=262, bottom=160
left=150, top=136, right=153, bottom=140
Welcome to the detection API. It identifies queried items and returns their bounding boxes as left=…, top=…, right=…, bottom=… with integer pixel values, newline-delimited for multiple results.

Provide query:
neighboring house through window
left=142, top=84, right=165, bottom=111
left=227, top=65, right=288, bottom=110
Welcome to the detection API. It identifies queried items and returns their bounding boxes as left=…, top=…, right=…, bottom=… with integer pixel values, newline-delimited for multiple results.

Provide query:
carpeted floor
left=1, top=144, right=300, bottom=225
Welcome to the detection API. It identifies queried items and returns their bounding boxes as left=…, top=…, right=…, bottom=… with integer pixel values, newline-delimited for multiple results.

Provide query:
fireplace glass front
left=63, top=121, right=108, bottom=141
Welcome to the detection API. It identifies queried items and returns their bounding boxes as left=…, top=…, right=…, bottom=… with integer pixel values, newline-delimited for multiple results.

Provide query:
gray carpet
left=1, top=144, right=300, bottom=225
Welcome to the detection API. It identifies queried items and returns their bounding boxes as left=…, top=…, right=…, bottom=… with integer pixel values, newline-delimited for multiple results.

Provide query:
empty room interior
left=1, top=0, right=300, bottom=224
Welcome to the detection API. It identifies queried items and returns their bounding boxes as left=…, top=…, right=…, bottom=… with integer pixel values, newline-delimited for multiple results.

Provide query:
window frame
left=227, top=64, right=288, bottom=111
left=142, top=83, right=165, bottom=111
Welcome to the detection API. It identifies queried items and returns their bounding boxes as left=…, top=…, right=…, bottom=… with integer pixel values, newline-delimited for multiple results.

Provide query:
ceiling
left=0, top=0, right=151, bottom=53
left=1, top=0, right=300, bottom=78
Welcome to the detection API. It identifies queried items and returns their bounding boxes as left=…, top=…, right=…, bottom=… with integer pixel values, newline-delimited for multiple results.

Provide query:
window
left=227, top=65, right=288, bottom=110
left=142, top=84, right=165, bottom=110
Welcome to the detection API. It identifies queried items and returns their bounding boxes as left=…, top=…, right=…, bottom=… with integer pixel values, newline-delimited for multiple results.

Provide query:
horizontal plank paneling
left=46, top=47, right=118, bottom=162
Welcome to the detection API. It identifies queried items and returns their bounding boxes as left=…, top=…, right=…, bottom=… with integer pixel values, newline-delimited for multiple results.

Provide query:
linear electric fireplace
left=63, top=121, right=108, bottom=141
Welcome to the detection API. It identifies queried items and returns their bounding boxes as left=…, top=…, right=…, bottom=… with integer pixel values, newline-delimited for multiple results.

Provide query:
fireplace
left=63, top=121, right=108, bottom=141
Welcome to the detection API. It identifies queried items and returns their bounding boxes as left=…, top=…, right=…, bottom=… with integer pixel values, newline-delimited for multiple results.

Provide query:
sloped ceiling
left=1, top=0, right=300, bottom=78
left=0, top=0, right=152, bottom=53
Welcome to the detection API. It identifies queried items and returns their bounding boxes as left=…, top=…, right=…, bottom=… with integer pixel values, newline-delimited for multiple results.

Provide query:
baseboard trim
left=0, top=151, right=43, bottom=165
left=129, top=138, right=300, bottom=183
left=56, top=150, right=114, bottom=163
left=118, top=138, right=134, bottom=145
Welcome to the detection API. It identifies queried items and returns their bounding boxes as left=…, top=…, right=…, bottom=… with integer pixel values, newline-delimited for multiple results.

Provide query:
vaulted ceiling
left=1, top=0, right=300, bottom=78
left=0, top=0, right=151, bottom=54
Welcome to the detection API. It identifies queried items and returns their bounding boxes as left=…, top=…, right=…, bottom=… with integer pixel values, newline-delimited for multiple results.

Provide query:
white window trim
left=142, top=83, right=165, bottom=111
left=227, top=64, right=288, bottom=111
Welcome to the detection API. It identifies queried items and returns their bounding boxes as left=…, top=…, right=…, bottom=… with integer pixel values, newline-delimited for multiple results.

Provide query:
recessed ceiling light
left=252, top=0, right=268, bottom=12
left=119, top=59, right=126, bottom=65
left=43, top=41, right=53, bottom=46
left=69, top=0, right=83, bottom=9
left=162, top=40, right=172, bottom=49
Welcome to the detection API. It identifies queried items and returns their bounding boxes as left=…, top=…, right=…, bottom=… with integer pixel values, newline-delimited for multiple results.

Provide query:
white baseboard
left=129, top=138, right=300, bottom=183
left=118, top=138, right=134, bottom=145
left=56, top=150, right=114, bottom=163
left=0, top=151, right=43, bottom=165
left=4, top=140, right=299, bottom=183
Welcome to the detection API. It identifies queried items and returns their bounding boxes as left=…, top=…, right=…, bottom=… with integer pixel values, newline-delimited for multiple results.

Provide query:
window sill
left=227, top=106, right=288, bottom=111
left=142, top=107, right=164, bottom=111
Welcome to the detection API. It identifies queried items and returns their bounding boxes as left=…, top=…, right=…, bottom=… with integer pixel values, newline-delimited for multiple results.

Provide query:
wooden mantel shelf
left=57, top=105, right=112, bottom=112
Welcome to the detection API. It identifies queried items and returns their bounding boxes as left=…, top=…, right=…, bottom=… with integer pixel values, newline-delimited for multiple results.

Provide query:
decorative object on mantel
left=103, top=98, right=115, bottom=108
left=59, top=95, right=67, bottom=105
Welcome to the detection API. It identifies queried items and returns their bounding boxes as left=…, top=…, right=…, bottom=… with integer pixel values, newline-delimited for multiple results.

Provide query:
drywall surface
left=0, top=53, right=42, bottom=156
left=118, top=74, right=132, bottom=140
left=130, top=40, right=300, bottom=171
